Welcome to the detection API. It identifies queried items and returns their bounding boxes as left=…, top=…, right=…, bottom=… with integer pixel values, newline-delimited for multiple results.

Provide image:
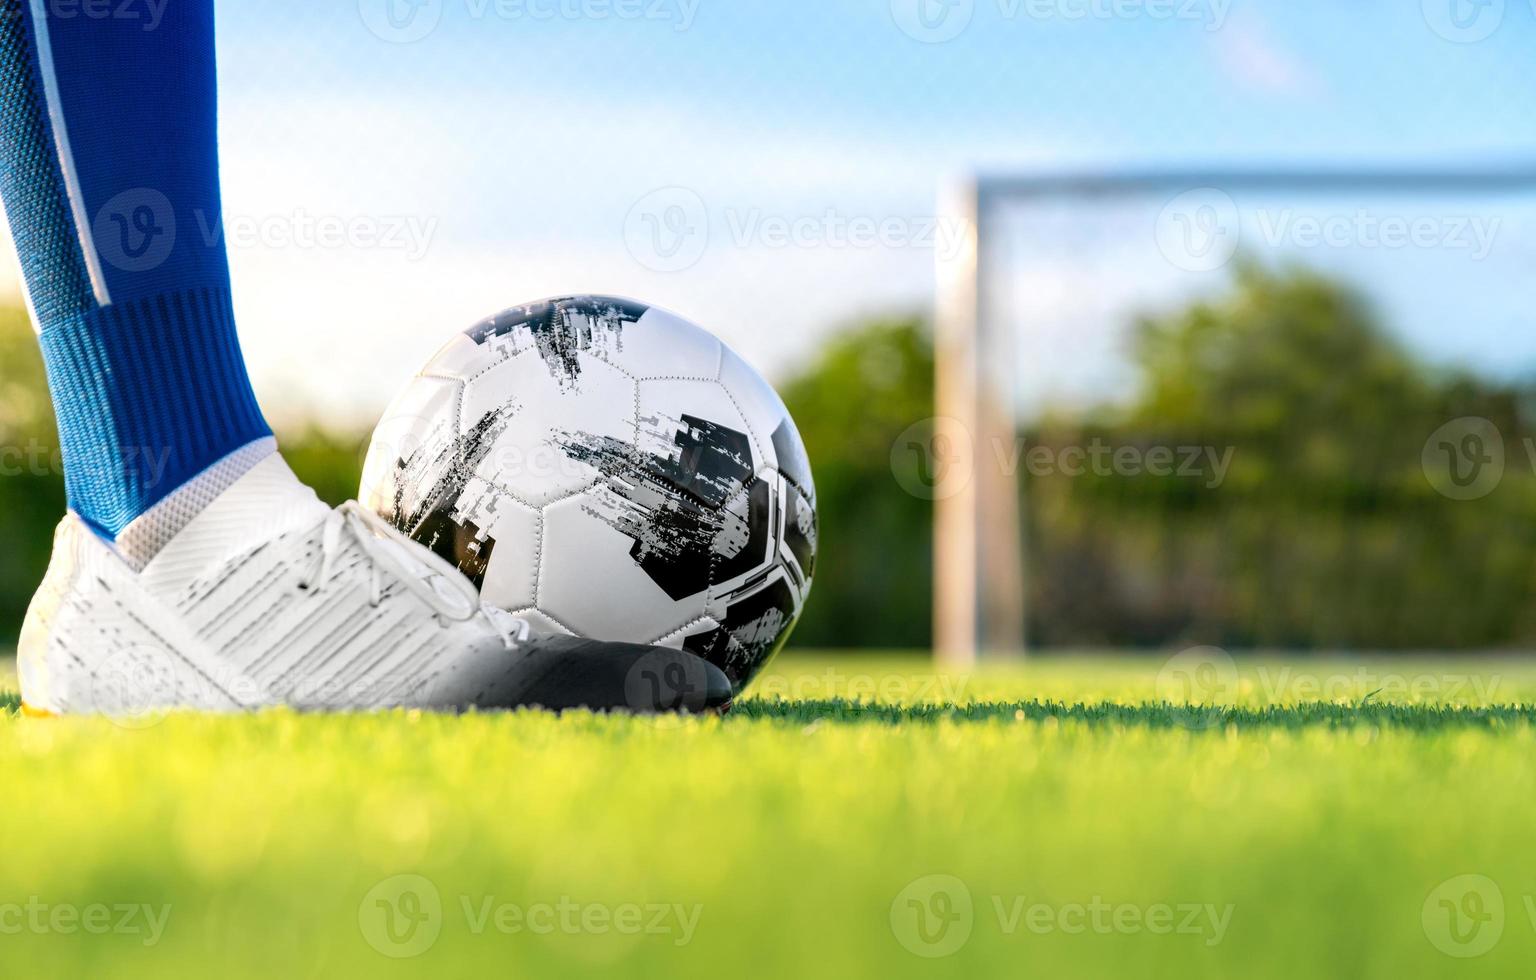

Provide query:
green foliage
left=280, top=425, right=367, bottom=508
left=0, top=306, right=63, bottom=640
left=777, top=317, right=934, bottom=649
left=1024, top=262, right=1536, bottom=649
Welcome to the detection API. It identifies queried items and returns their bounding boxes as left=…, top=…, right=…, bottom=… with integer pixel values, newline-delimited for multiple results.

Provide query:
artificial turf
left=1, top=652, right=1531, bottom=978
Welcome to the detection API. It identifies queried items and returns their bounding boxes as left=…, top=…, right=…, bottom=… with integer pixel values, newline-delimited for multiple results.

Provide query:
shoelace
left=299, top=502, right=532, bottom=650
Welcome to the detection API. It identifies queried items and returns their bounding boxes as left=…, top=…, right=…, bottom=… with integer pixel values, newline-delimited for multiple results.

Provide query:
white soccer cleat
left=18, top=454, right=731, bottom=717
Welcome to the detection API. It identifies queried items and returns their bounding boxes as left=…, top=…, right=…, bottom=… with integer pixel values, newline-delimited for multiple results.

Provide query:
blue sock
left=0, top=0, right=271, bottom=547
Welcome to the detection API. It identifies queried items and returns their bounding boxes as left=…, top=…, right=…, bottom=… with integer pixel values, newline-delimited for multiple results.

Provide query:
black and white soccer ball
left=360, top=296, right=817, bottom=691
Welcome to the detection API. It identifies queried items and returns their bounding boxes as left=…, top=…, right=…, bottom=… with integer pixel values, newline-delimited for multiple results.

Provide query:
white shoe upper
left=19, top=454, right=534, bottom=715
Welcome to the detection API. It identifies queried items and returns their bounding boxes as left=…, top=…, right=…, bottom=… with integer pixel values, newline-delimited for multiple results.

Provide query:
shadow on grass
left=735, top=697, right=1536, bottom=731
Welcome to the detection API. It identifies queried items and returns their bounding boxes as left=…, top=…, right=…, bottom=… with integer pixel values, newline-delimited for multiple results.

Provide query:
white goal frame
left=934, top=166, right=1536, bottom=666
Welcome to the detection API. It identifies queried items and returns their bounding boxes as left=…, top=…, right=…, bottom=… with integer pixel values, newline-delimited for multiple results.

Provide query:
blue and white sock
left=0, top=0, right=274, bottom=566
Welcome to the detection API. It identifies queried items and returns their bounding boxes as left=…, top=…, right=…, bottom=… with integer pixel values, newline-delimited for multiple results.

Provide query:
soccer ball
left=360, top=296, right=817, bottom=691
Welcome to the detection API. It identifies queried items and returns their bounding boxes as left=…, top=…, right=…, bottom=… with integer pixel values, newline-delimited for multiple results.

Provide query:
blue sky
left=4, top=0, right=1532, bottom=422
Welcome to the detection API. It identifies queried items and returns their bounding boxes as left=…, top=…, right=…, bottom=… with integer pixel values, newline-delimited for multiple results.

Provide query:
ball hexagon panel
left=537, top=491, right=708, bottom=644
left=718, top=347, right=788, bottom=473
left=619, top=306, right=723, bottom=381
left=460, top=350, right=638, bottom=507
left=468, top=495, right=542, bottom=611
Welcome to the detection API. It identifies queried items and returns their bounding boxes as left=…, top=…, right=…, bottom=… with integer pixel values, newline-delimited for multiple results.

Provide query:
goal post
left=933, top=166, right=1536, bottom=667
left=934, top=177, right=1024, bottom=666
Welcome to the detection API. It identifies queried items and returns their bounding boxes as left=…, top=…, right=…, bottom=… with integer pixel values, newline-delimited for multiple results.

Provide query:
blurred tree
left=777, top=317, right=934, bottom=650
left=1027, top=261, right=1536, bottom=649
left=282, top=426, right=366, bottom=508
left=0, top=305, right=64, bottom=643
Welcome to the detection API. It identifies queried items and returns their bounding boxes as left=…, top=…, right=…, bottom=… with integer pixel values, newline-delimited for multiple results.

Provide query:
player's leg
left=0, top=0, right=272, bottom=563
left=0, top=0, right=728, bottom=714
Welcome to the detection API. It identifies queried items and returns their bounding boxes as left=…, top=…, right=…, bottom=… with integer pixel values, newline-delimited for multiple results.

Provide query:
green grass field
left=3, top=651, right=1534, bottom=978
